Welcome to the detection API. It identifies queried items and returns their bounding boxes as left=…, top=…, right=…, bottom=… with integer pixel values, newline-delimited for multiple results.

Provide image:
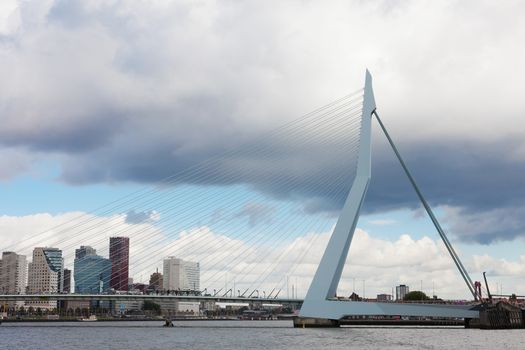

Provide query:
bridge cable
left=372, top=110, right=478, bottom=301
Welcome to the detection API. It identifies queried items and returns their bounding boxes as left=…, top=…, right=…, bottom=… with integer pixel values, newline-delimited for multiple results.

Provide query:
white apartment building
left=163, top=257, right=200, bottom=291
left=396, top=284, right=410, bottom=301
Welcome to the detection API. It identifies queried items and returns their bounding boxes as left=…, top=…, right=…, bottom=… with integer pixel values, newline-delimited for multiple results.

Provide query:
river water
left=1, top=320, right=524, bottom=349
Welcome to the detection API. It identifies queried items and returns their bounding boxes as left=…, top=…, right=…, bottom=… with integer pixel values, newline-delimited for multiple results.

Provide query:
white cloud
left=2, top=212, right=525, bottom=299
left=0, top=0, right=19, bottom=34
left=0, top=0, right=524, bottom=243
left=471, top=254, right=525, bottom=277
left=2, top=0, right=525, bottom=160
left=368, top=219, right=397, bottom=226
left=0, top=212, right=166, bottom=287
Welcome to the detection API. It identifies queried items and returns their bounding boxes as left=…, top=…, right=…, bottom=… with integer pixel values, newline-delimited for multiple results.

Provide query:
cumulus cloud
left=0, top=0, right=524, bottom=243
left=125, top=210, right=160, bottom=225
left=471, top=254, right=525, bottom=277
left=2, top=212, right=525, bottom=298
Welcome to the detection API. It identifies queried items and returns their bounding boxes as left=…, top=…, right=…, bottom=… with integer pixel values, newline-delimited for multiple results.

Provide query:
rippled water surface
left=2, top=320, right=525, bottom=349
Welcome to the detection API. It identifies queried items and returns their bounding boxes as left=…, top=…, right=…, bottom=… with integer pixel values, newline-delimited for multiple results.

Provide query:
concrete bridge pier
left=293, top=316, right=340, bottom=328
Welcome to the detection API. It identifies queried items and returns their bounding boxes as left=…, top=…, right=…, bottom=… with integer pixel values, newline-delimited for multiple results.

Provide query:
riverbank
left=1, top=316, right=293, bottom=323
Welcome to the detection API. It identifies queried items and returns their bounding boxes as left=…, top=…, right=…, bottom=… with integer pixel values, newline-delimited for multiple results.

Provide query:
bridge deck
left=0, top=294, right=302, bottom=304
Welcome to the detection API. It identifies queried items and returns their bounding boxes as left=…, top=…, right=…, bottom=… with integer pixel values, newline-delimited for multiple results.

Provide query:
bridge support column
left=293, top=316, right=340, bottom=328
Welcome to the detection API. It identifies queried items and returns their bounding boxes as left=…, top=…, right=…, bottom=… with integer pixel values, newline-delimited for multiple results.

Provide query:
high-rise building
left=75, top=246, right=97, bottom=260
left=149, top=269, right=163, bottom=291
left=63, top=268, right=71, bottom=293
left=396, top=284, right=409, bottom=301
left=27, top=247, right=63, bottom=294
left=74, top=254, right=111, bottom=294
left=27, top=247, right=63, bottom=309
left=0, top=251, right=27, bottom=295
left=163, top=257, right=200, bottom=291
left=109, top=237, right=129, bottom=291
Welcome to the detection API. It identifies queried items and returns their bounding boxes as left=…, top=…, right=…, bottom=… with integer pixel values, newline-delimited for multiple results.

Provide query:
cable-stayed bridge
left=0, top=71, right=482, bottom=325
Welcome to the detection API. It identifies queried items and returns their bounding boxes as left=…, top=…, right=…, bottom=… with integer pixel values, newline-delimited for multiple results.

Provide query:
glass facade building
left=42, top=248, right=64, bottom=292
left=74, top=255, right=112, bottom=294
left=63, top=268, right=71, bottom=293
left=75, top=246, right=97, bottom=260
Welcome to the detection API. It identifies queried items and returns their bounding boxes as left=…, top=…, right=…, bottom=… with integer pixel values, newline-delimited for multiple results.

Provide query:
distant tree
left=36, top=307, right=42, bottom=316
left=281, top=306, right=292, bottom=314
left=403, top=291, right=429, bottom=301
left=28, top=306, right=34, bottom=314
left=143, top=301, right=161, bottom=315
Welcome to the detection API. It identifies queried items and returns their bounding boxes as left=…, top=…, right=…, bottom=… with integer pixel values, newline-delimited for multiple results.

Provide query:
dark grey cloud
left=367, top=136, right=525, bottom=213
left=364, top=134, right=525, bottom=244
left=0, top=103, right=124, bottom=152
left=1, top=0, right=525, bottom=244
left=234, top=202, right=277, bottom=227
left=443, top=206, right=525, bottom=245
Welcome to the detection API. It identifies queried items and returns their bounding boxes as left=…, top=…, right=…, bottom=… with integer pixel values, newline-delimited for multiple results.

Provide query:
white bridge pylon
left=299, top=70, right=479, bottom=320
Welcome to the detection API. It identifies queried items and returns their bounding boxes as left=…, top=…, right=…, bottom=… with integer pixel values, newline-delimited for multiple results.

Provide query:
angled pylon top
left=302, top=70, right=376, bottom=302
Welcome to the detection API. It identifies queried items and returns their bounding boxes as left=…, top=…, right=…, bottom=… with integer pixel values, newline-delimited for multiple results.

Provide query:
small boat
left=79, top=315, right=98, bottom=322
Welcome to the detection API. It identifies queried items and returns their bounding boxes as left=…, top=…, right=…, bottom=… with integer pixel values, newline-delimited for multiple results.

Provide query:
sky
left=1, top=0, right=525, bottom=299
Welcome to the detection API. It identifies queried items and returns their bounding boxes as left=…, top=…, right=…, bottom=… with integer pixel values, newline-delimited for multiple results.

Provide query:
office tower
left=74, top=254, right=111, bottom=294
left=27, top=247, right=63, bottom=294
left=109, top=237, right=129, bottom=291
left=75, top=245, right=97, bottom=260
left=163, top=257, right=200, bottom=291
left=27, top=247, right=63, bottom=309
left=0, top=251, right=27, bottom=294
left=63, top=268, right=71, bottom=293
left=396, top=284, right=410, bottom=301
left=149, top=269, right=163, bottom=290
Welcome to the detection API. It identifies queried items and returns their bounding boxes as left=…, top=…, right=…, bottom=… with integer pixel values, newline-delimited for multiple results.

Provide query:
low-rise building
left=377, top=293, right=393, bottom=302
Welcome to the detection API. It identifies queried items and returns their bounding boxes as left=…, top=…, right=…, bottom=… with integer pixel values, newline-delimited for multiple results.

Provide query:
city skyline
left=0, top=0, right=525, bottom=300
left=0, top=238, right=205, bottom=296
